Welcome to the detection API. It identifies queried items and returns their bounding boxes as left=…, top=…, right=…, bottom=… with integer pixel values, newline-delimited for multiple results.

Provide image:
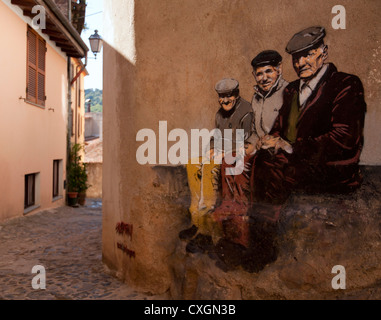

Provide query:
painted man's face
left=253, top=65, right=281, bottom=92
left=292, top=45, right=328, bottom=79
left=218, top=92, right=238, bottom=112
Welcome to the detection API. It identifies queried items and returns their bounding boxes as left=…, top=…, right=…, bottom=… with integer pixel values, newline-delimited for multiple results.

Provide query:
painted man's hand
left=260, top=135, right=293, bottom=155
left=244, top=143, right=255, bottom=155
left=207, top=148, right=224, bottom=162
left=259, top=135, right=279, bottom=149
left=275, top=138, right=293, bottom=154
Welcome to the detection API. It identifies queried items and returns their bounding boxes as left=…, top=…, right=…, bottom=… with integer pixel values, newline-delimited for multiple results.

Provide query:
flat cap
left=286, top=26, right=326, bottom=55
left=215, top=78, right=239, bottom=94
left=251, top=50, right=282, bottom=68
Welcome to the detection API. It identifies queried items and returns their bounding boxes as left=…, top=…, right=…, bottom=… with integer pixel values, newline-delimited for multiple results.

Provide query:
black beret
left=251, top=50, right=282, bottom=68
left=286, top=26, right=326, bottom=55
left=215, top=78, right=239, bottom=94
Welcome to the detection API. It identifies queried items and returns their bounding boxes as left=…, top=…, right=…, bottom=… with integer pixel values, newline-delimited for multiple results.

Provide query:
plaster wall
left=70, top=58, right=87, bottom=161
left=102, top=0, right=381, bottom=295
left=85, top=162, right=102, bottom=198
left=0, top=1, right=68, bottom=221
left=85, top=112, right=103, bottom=140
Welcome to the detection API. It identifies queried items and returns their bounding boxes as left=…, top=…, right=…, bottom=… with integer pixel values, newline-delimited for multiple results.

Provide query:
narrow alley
left=0, top=199, right=164, bottom=300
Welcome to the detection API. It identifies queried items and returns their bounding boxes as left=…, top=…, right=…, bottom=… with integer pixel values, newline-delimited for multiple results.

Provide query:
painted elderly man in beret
left=252, top=26, right=367, bottom=220
left=247, top=50, right=289, bottom=151
left=180, top=78, right=253, bottom=254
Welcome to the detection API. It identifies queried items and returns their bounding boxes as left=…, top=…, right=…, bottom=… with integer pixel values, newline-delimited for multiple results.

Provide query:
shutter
left=71, top=111, right=75, bottom=136
left=37, top=38, right=46, bottom=106
left=27, top=30, right=37, bottom=103
left=25, top=174, right=35, bottom=208
left=77, top=114, right=80, bottom=138
left=26, top=27, right=46, bottom=106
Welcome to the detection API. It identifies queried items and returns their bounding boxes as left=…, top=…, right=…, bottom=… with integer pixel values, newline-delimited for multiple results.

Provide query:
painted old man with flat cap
left=246, top=50, right=289, bottom=152
left=180, top=78, right=253, bottom=254
left=252, top=26, right=367, bottom=218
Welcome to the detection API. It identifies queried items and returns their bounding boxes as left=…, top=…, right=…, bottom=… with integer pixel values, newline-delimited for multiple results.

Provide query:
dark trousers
left=251, top=148, right=362, bottom=208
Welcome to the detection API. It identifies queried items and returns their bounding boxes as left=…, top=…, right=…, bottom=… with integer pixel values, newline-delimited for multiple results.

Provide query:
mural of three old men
left=179, top=26, right=367, bottom=272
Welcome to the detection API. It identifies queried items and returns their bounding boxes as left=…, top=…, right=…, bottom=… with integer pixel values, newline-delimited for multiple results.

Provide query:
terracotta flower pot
left=78, top=192, right=86, bottom=206
left=67, top=192, right=78, bottom=206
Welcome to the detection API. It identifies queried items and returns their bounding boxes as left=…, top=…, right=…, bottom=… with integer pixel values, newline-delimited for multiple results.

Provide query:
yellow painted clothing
left=186, top=157, right=222, bottom=238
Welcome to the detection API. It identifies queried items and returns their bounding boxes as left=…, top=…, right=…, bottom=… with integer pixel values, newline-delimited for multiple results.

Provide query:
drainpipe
left=66, top=56, right=72, bottom=197
left=74, top=65, right=79, bottom=146
left=68, top=0, right=72, bottom=22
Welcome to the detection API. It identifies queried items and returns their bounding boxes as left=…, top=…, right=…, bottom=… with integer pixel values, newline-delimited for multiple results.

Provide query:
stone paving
left=0, top=199, right=165, bottom=300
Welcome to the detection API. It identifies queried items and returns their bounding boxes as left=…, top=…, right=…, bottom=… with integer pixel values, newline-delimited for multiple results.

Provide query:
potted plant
left=67, top=143, right=88, bottom=206
left=78, top=161, right=90, bottom=206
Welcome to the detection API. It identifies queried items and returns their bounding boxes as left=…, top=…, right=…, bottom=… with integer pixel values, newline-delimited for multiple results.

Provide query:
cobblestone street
left=0, top=199, right=165, bottom=300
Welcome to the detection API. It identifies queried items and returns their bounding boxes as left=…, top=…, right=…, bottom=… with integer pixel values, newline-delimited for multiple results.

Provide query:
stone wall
left=102, top=0, right=381, bottom=298
left=170, top=166, right=381, bottom=299
left=85, top=162, right=102, bottom=199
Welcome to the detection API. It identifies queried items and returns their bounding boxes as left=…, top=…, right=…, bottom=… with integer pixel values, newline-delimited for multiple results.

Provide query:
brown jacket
left=271, top=63, right=367, bottom=190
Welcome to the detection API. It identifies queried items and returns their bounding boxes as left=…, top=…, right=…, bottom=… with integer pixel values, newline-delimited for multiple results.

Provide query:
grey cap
left=286, top=26, right=326, bottom=55
left=215, top=78, right=239, bottom=94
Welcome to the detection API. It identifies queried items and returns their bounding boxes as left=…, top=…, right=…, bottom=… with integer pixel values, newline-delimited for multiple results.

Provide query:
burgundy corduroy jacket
left=271, top=63, right=367, bottom=189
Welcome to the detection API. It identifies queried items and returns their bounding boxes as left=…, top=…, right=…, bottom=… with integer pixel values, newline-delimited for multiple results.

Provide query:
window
left=78, top=73, right=81, bottom=108
left=71, top=63, right=74, bottom=80
left=24, top=173, right=40, bottom=213
left=71, top=111, right=75, bottom=136
left=53, top=160, right=63, bottom=199
left=78, top=114, right=80, bottom=138
left=26, top=27, right=46, bottom=106
left=53, top=160, right=59, bottom=198
left=25, top=174, right=36, bottom=209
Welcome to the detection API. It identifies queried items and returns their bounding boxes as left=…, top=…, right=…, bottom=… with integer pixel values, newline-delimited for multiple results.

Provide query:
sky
left=81, top=0, right=104, bottom=90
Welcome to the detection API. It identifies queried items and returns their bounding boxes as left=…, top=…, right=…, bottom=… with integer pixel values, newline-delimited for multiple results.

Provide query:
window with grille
left=26, top=27, right=46, bottom=106
left=53, top=160, right=60, bottom=198
left=25, top=174, right=36, bottom=209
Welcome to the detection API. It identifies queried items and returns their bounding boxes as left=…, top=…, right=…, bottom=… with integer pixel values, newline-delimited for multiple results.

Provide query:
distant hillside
left=85, top=88, right=103, bottom=112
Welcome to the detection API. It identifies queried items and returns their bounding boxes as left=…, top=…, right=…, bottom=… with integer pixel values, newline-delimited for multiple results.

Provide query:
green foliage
left=91, top=104, right=103, bottom=113
left=85, top=88, right=103, bottom=113
left=67, top=144, right=90, bottom=193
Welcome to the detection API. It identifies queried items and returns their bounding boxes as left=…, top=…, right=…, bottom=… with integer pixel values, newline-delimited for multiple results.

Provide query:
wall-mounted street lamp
left=85, top=99, right=92, bottom=113
left=88, top=30, right=103, bottom=59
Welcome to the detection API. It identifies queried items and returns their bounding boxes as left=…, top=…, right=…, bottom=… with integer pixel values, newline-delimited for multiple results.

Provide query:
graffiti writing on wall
left=115, top=222, right=135, bottom=258
left=115, top=222, right=133, bottom=239
left=117, top=242, right=136, bottom=259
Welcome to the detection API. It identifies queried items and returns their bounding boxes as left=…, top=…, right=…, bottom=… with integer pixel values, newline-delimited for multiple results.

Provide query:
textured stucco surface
left=102, top=0, right=381, bottom=296
left=85, top=163, right=102, bottom=199
left=0, top=1, right=68, bottom=222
